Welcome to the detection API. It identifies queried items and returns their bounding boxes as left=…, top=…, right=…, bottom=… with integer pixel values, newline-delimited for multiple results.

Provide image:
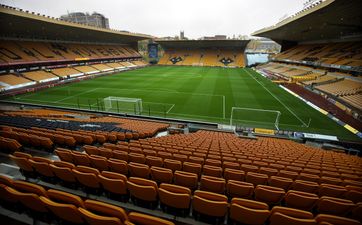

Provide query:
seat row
left=139, top=131, right=361, bottom=165
left=0, top=177, right=174, bottom=225
left=3, top=169, right=361, bottom=225
left=0, top=129, right=54, bottom=150
left=0, top=136, right=21, bottom=152
left=0, top=125, right=141, bottom=149
left=74, top=146, right=362, bottom=189
left=9, top=152, right=362, bottom=222
left=107, top=141, right=362, bottom=175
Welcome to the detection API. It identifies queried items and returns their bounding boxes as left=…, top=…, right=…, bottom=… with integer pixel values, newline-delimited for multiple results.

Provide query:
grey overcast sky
left=1, top=0, right=306, bottom=39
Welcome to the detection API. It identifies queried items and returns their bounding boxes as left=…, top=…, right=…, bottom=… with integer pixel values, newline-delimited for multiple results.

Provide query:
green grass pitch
left=8, top=66, right=359, bottom=141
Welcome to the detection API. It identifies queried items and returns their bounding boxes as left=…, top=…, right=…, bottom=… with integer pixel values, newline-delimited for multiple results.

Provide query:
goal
left=104, top=96, right=143, bottom=114
left=230, top=107, right=281, bottom=130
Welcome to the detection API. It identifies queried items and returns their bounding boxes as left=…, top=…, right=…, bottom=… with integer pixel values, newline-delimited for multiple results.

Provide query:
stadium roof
left=252, top=0, right=362, bottom=43
left=0, top=5, right=153, bottom=44
left=156, top=39, right=250, bottom=50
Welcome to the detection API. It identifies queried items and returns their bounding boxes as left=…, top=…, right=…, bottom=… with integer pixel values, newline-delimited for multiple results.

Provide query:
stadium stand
left=21, top=70, right=59, bottom=82
left=50, top=67, right=84, bottom=77
left=1, top=1, right=362, bottom=225
left=274, top=42, right=362, bottom=67
left=2, top=128, right=362, bottom=224
left=157, top=40, right=248, bottom=67
left=0, top=40, right=142, bottom=66
left=159, top=49, right=247, bottom=67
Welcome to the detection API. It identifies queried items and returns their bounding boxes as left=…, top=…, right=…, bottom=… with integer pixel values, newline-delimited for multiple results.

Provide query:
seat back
left=108, top=158, right=128, bottom=175
left=200, top=175, right=226, bottom=194
left=128, top=162, right=150, bottom=179
left=50, top=164, right=77, bottom=183
left=127, top=177, right=158, bottom=202
left=174, top=170, right=198, bottom=190
left=226, top=180, right=254, bottom=198
left=128, top=212, right=175, bottom=225
left=40, top=196, right=83, bottom=224
left=230, top=198, right=270, bottom=225
left=150, top=166, right=173, bottom=184
left=158, top=183, right=191, bottom=209
left=285, top=190, right=319, bottom=211
left=84, top=199, right=128, bottom=222
left=192, top=190, right=228, bottom=217
left=72, top=168, right=100, bottom=189
left=98, top=171, right=127, bottom=195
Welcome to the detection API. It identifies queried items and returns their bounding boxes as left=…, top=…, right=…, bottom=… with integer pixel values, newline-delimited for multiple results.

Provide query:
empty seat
left=146, top=156, right=163, bottom=167
left=259, top=167, right=279, bottom=177
left=241, top=164, right=259, bottom=173
left=226, top=180, right=254, bottom=199
left=55, top=148, right=74, bottom=163
left=158, top=183, right=191, bottom=216
left=229, top=198, right=270, bottom=225
left=71, top=152, right=91, bottom=166
left=174, top=170, right=198, bottom=190
left=269, top=206, right=316, bottom=225
left=203, top=165, right=223, bottom=177
left=13, top=152, right=32, bottom=158
left=345, top=187, right=362, bottom=203
left=200, top=175, right=226, bottom=194
left=40, top=189, right=84, bottom=224
left=192, top=190, right=228, bottom=223
left=79, top=199, right=128, bottom=225
left=224, top=168, right=245, bottom=181
left=89, top=155, right=109, bottom=171
left=269, top=176, right=293, bottom=191
left=129, top=153, right=146, bottom=164
left=299, top=173, right=320, bottom=183
left=205, top=159, right=222, bottom=167
left=285, top=190, right=319, bottom=211
left=128, top=162, right=150, bottom=179
left=318, top=184, right=347, bottom=198
left=50, top=163, right=77, bottom=186
left=315, top=214, right=361, bottom=225
left=150, top=166, right=173, bottom=184
left=317, top=196, right=355, bottom=216
left=72, top=166, right=101, bottom=192
left=112, top=150, right=129, bottom=162
left=183, top=162, right=202, bottom=176
left=222, top=161, right=240, bottom=170
left=254, top=185, right=285, bottom=205
left=278, top=170, right=299, bottom=180
left=107, top=158, right=128, bottom=175
left=128, top=212, right=175, bottom=225
left=164, top=159, right=182, bottom=171
left=320, top=176, right=343, bottom=186
left=9, top=154, right=35, bottom=178
left=246, top=172, right=269, bottom=186
left=29, top=157, right=55, bottom=181
left=291, top=180, right=319, bottom=194
left=11, top=181, right=49, bottom=214
left=98, top=148, right=113, bottom=159
left=83, top=145, right=99, bottom=155
left=0, top=174, right=13, bottom=186
left=98, top=171, right=128, bottom=201
left=127, top=177, right=158, bottom=208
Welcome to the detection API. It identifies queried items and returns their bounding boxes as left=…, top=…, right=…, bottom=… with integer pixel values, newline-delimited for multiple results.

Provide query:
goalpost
left=230, top=107, right=281, bottom=130
left=104, top=96, right=143, bottom=115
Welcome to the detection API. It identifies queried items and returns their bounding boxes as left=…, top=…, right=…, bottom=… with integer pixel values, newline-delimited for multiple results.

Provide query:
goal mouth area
left=103, top=96, right=143, bottom=114
left=230, top=107, right=281, bottom=130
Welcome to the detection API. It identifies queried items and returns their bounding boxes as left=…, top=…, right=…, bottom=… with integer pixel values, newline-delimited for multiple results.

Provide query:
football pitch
left=8, top=66, right=359, bottom=141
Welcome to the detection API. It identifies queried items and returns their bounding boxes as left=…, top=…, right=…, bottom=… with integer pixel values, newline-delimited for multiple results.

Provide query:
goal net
left=104, top=96, right=143, bottom=115
left=230, top=107, right=281, bottom=130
